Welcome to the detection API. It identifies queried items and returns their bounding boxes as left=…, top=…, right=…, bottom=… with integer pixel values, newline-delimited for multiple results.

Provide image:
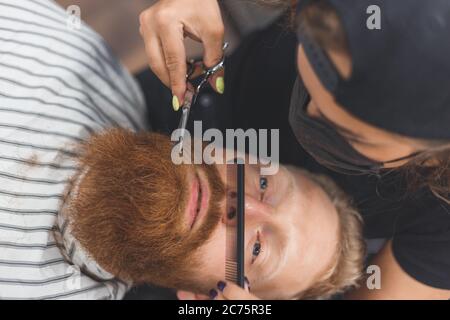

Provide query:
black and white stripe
left=0, top=0, right=147, bottom=299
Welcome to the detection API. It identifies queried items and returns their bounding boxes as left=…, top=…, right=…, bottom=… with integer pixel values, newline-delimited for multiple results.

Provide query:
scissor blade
left=177, top=106, right=191, bottom=154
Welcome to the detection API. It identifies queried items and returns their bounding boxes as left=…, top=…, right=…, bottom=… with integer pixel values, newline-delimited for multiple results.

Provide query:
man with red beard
left=0, top=0, right=364, bottom=300
left=60, top=128, right=366, bottom=300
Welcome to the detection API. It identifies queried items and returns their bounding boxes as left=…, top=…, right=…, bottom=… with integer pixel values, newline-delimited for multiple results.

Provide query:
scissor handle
left=186, top=42, right=229, bottom=94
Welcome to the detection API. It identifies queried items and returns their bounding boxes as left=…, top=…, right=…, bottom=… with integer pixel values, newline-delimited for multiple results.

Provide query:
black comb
left=225, top=161, right=245, bottom=288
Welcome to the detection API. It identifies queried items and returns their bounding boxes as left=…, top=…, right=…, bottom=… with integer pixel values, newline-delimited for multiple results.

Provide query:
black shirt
left=224, top=17, right=450, bottom=290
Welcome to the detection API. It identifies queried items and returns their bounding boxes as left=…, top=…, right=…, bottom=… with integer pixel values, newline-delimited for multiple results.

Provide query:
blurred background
left=55, top=0, right=286, bottom=73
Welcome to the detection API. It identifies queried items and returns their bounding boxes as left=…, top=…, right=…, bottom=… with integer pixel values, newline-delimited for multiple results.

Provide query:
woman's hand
left=139, top=0, right=225, bottom=109
left=210, top=280, right=260, bottom=300
left=177, top=279, right=260, bottom=300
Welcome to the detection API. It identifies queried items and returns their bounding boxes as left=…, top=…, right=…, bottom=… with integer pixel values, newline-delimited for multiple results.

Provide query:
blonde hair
left=296, top=170, right=366, bottom=299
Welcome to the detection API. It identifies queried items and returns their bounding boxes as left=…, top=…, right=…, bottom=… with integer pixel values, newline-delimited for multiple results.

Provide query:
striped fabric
left=0, top=0, right=149, bottom=299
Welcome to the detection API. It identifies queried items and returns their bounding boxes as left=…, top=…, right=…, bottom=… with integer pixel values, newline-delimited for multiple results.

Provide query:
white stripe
left=0, top=0, right=147, bottom=299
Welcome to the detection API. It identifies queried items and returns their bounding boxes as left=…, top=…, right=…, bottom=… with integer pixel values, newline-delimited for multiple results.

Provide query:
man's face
left=180, top=161, right=340, bottom=299
left=75, top=130, right=339, bottom=298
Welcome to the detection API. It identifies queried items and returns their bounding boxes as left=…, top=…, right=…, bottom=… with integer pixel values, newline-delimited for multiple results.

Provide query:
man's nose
left=222, top=192, right=275, bottom=226
left=244, top=194, right=275, bottom=220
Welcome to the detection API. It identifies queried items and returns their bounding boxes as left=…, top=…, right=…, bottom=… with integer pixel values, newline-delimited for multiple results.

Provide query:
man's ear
left=176, top=290, right=209, bottom=300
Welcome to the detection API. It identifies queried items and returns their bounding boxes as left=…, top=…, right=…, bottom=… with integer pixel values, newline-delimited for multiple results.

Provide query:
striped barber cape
left=0, top=0, right=149, bottom=299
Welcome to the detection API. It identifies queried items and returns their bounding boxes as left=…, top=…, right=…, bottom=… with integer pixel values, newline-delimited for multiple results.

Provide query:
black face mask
left=288, top=76, right=421, bottom=175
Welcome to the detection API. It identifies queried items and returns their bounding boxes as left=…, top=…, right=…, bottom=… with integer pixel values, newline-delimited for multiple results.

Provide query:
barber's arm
left=345, top=240, right=450, bottom=300
left=139, top=0, right=225, bottom=106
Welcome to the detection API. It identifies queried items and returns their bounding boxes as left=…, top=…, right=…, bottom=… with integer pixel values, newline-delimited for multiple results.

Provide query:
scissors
left=177, top=42, right=229, bottom=154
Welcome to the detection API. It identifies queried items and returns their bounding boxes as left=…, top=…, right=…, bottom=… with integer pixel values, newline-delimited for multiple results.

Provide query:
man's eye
left=251, top=232, right=262, bottom=264
left=259, top=177, right=268, bottom=191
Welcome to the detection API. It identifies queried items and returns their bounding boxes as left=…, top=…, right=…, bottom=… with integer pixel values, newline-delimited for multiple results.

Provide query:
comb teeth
left=225, top=225, right=237, bottom=283
left=225, top=259, right=237, bottom=282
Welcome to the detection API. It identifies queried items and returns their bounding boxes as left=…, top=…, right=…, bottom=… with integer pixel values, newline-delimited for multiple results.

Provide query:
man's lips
left=186, top=169, right=210, bottom=229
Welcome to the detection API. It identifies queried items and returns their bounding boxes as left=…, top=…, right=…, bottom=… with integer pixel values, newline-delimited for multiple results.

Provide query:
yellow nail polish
left=216, top=77, right=225, bottom=94
left=172, top=95, right=180, bottom=111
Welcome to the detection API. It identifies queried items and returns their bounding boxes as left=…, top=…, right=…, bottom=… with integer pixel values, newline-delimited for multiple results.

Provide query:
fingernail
left=217, top=281, right=226, bottom=292
left=215, top=77, right=225, bottom=94
left=172, top=95, right=180, bottom=111
left=209, top=289, right=218, bottom=299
